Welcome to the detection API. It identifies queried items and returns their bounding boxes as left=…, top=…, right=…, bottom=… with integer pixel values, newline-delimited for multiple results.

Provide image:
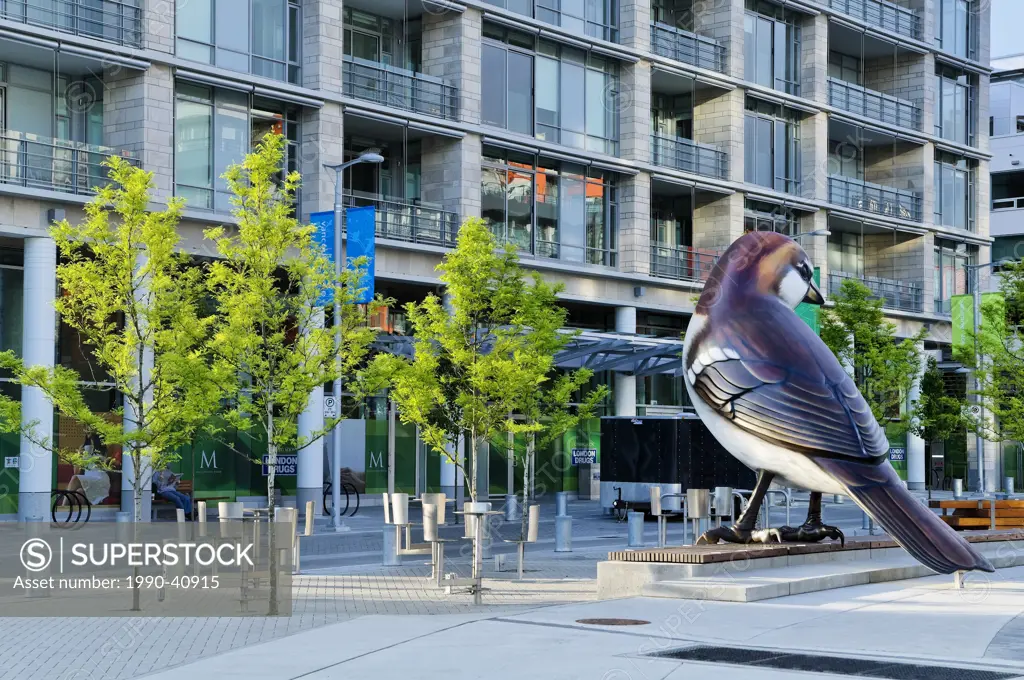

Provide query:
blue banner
left=310, top=211, right=335, bottom=305
left=308, top=207, right=375, bottom=305
left=346, top=206, right=376, bottom=304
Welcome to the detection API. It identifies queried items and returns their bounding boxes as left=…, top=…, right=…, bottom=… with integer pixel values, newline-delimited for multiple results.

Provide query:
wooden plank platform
left=941, top=517, right=1024, bottom=528
left=929, top=500, right=1024, bottom=509
left=606, top=529, right=1024, bottom=564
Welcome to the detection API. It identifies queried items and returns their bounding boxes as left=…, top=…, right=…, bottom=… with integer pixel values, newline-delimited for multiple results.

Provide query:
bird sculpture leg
left=696, top=470, right=780, bottom=545
left=778, top=492, right=844, bottom=546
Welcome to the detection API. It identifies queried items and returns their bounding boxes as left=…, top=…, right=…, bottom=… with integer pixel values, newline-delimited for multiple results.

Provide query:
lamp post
left=324, top=152, right=383, bottom=532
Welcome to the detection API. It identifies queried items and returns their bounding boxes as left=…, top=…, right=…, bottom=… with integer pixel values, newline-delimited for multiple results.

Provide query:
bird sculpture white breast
left=683, top=231, right=992, bottom=574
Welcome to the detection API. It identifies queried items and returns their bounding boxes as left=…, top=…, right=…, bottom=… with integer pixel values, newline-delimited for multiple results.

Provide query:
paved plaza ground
left=3, top=496, right=1024, bottom=680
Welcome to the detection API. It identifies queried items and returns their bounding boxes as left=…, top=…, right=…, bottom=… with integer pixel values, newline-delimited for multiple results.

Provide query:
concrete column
left=102, top=64, right=175, bottom=201
left=693, top=88, right=745, bottom=184
left=422, top=6, right=482, bottom=126
left=693, top=0, right=745, bottom=80
left=618, top=172, right=651, bottom=275
left=802, top=112, right=829, bottom=203
left=800, top=14, right=829, bottom=104
left=300, top=102, right=345, bottom=220
left=614, top=307, right=637, bottom=418
left=421, top=135, right=482, bottom=221
left=692, top=191, right=744, bottom=250
left=17, top=237, right=56, bottom=521
left=619, top=61, right=651, bottom=164
left=297, top=310, right=326, bottom=516
left=144, top=0, right=175, bottom=53
left=906, top=341, right=926, bottom=491
left=619, top=0, right=651, bottom=52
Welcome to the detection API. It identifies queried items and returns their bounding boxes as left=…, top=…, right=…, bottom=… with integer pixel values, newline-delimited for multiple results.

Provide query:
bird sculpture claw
left=696, top=525, right=781, bottom=545
left=778, top=522, right=845, bottom=546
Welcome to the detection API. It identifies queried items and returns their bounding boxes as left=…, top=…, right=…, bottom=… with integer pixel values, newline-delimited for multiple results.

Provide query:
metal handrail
left=343, top=191, right=459, bottom=247
left=0, top=131, right=135, bottom=196
left=829, top=270, right=924, bottom=313
left=649, top=22, right=727, bottom=74
left=827, top=77, right=922, bottom=131
left=828, top=175, right=922, bottom=222
left=650, top=133, right=728, bottom=180
left=650, top=243, right=720, bottom=283
left=342, top=56, right=459, bottom=121
left=762, top=488, right=792, bottom=530
left=0, top=0, right=142, bottom=47
left=824, top=0, right=921, bottom=40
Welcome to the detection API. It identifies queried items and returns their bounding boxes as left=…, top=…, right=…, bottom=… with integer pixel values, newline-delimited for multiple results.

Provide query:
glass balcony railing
left=649, top=23, right=727, bottom=74
left=342, top=57, right=459, bottom=122
left=828, top=175, right=923, bottom=222
left=828, top=78, right=922, bottom=131
left=824, top=0, right=921, bottom=41
left=0, top=0, right=142, bottom=47
left=651, top=133, right=728, bottom=180
left=650, top=244, right=719, bottom=282
left=0, top=131, right=135, bottom=196
left=344, top=191, right=459, bottom=247
left=829, top=271, right=924, bottom=313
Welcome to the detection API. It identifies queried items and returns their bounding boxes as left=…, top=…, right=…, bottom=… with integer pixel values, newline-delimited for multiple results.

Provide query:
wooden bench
left=930, top=499, right=1024, bottom=530
left=151, top=482, right=229, bottom=519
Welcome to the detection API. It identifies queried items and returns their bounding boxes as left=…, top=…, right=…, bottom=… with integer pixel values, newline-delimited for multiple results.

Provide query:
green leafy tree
left=204, top=133, right=381, bottom=613
left=372, top=218, right=547, bottom=502
left=501, top=272, right=608, bottom=541
left=0, top=158, right=219, bottom=610
left=821, top=278, right=924, bottom=434
left=909, top=356, right=970, bottom=489
left=967, top=260, right=1024, bottom=447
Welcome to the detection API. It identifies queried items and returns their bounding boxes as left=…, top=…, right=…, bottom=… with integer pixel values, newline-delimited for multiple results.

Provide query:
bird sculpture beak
left=802, top=279, right=824, bottom=305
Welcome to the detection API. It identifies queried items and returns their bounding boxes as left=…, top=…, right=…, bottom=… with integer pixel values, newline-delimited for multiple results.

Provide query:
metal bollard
left=554, top=515, right=572, bottom=552
left=555, top=491, right=569, bottom=517
left=1005, top=477, right=1015, bottom=497
left=833, top=494, right=844, bottom=504
left=953, top=478, right=963, bottom=499
left=990, top=496, right=997, bottom=531
left=505, top=494, right=519, bottom=521
left=627, top=510, right=644, bottom=548
left=382, top=526, right=402, bottom=566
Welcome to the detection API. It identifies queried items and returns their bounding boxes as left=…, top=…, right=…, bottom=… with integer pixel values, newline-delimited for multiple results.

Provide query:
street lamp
left=791, top=229, right=831, bottom=240
left=324, top=151, right=383, bottom=533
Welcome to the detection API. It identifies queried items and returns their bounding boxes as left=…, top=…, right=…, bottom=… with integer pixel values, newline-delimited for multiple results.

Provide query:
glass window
left=482, top=43, right=508, bottom=128
left=483, top=148, right=617, bottom=267
left=536, top=56, right=559, bottom=141
left=508, top=51, right=533, bottom=135
left=177, top=0, right=298, bottom=83
left=828, top=232, right=863, bottom=277
left=744, top=5, right=799, bottom=95
left=175, top=87, right=214, bottom=210
left=938, top=0, right=974, bottom=59
left=744, top=99, right=799, bottom=193
left=560, top=61, right=586, bottom=149
left=934, top=152, right=974, bottom=231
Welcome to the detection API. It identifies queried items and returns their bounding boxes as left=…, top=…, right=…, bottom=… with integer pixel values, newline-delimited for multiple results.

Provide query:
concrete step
left=642, top=558, right=957, bottom=603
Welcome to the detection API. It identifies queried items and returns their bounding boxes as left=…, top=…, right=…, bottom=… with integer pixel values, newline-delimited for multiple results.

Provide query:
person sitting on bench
left=154, top=465, right=192, bottom=519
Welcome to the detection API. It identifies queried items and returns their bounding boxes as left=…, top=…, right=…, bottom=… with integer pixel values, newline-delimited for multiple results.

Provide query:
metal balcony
left=829, top=271, right=924, bottom=313
left=651, top=134, right=728, bottom=180
left=650, top=23, right=727, bottom=74
left=0, top=131, right=135, bottom=196
left=828, top=78, right=922, bottom=131
left=342, top=57, right=459, bottom=122
left=824, top=0, right=921, bottom=40
left=650, top=243, right=720, bottom=283
left=0, top=0, right=142, bottom=47
left=828, top=175, right=922, bottom=222
left=344, top=191, right=458, bottom=247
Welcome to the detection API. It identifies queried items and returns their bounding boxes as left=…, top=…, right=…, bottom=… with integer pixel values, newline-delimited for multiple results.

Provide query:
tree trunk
left=266, top=407, right=279, bottom=616
left=469, top=427, right=477, bottom=503
left=132, top=452, right=142, bottom=611
left=519, top=432, right=533, bottom=542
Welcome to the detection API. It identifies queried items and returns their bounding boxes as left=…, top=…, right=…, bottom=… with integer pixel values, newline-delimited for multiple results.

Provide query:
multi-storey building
left=0, top=0, right=994, bottom=519
left=990, top=55, right=1024, bottom=263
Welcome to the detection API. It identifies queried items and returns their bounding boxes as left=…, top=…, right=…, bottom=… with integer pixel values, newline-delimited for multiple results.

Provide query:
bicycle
left=322, top=480, right=360, bottom=517
left=50, top=489, right=91, bottom=526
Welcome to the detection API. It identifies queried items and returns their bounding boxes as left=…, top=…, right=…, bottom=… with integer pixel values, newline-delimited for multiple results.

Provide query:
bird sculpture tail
left=817, top=457, right=994, bottom=574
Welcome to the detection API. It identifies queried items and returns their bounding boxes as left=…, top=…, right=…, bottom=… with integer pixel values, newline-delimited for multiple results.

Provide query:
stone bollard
left=554, top=515, right=572, bottom=552
left=627, top=510, right=644, bottom=548
left=505, top=494, right=519, bottom=521
left=953, top=478, right=964, bottom=499
left=1005, top=477, right=1015, bottom=497
left=382, top=527, right=402, bottom=566
left=555, top=491, right=569, bottom=517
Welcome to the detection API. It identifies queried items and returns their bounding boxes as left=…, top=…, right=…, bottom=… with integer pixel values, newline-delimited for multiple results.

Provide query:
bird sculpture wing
left=688, top=297, right=889, bottom=463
